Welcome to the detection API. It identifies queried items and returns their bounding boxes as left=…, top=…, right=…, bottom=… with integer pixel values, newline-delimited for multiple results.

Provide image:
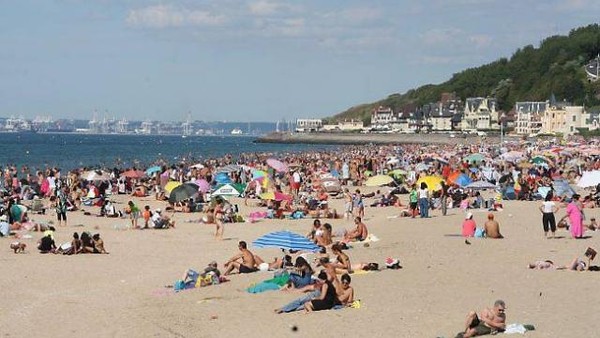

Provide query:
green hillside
left=330, top=24, right=600, bottom=125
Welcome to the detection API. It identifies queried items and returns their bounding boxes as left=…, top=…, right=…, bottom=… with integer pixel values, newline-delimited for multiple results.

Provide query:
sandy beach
left=2, top=188, right=599, bottom=338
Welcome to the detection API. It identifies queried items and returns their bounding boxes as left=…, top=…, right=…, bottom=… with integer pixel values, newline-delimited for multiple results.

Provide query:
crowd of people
left=2, top=135, right=600, bottom=336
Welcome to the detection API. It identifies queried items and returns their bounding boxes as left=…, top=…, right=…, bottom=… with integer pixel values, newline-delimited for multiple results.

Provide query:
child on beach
left=142, top=205, right=152, bottom=229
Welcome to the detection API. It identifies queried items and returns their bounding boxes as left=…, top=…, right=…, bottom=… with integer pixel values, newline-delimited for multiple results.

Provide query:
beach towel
left=504, top=323, right=535, bottom=334
left=246, top=273, right=289, bottom=293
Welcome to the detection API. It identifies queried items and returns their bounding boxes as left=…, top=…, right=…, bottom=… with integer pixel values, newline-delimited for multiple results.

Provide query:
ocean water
left=0, top=133, right=336, bottom=171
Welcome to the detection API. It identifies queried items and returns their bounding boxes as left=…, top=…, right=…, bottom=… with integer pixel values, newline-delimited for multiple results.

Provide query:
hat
left=465, top=212, right=473, bottom=220
left=155, top=208, right=162, bottom=213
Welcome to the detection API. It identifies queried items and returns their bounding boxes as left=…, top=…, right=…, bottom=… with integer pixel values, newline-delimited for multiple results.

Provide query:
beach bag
left=474, top=228, right=486, bottom=238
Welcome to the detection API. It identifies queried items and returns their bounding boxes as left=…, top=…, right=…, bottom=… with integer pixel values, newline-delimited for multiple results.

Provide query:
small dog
left=10, top=242, right=26, bottom=253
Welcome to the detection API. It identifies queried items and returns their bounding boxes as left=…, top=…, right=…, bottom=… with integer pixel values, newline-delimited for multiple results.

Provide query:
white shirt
left=542, top=201, right=555, bottom=213
left=418, top=188, right=428, bottom=199
left=293, top=172, right=301, bottom=183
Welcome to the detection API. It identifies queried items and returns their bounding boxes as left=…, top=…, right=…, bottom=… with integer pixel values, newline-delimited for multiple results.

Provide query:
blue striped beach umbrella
left=253, top=231, right=321, bottom=252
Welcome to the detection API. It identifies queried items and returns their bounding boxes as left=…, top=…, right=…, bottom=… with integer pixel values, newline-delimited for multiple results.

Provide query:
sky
left=0, top=0, right=599, bottom=122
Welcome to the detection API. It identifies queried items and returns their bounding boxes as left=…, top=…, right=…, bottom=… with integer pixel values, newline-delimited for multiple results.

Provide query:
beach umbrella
left=433, top=157, right=449, bottom=164
left=253, top=230, right=321, bottom=252
left=164, top=181, right=182, bottom=193
left=168, top=183, right=199, bottom=203
left=387, top=157, right=400, bottom=165
left=266, top=158, right=288, bottom=173
left=252, top=170, right=268, bottom=180
left=214, top=172, right=232, bottom=185
left=577, top=171, right=600, bottom=188
left=321, top=178, right=341, bottom=193
left=531, top=156, right=549, bottom=164
left=552, top=179, right=575, bottom=198
left=259, top=191, right=293, bottom=201
left=219, top=164, right=242, bottom=173
left=145, top=166, right=162, bottom=176
left=416, top=176, right=443, bottom=191
left=415, top=163, right=430, bottom=172
left=121, top=169, right=145, bottom=179
left=465, top=153, right=485, bottom=163
left=466, top=180, right=496, bottom=190
left=82, top=170, right=111, bottom=182
left=212, top=183, right=244, bottom=197
left=195, top=179, right=211, bottom=193
left=453, top=174, right=473, bottom=187
left=190, top=163, right=205, bottom=169
left=499, top=151, right=524, bottom=162
left=365, top=175, right=394, bottom=187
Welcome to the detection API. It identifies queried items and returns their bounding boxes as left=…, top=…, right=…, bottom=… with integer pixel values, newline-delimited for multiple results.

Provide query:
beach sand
left=1, top=190, right=599, bottom=337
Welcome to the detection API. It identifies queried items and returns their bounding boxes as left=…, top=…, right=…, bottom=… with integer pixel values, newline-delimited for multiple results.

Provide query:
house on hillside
left=461, top=97, right=499, bottom=131
left=514, top=101, right=546, bottom=135
left=540, top=100, right=590, bottom=136
left=370, top=106, right=397, bottom=130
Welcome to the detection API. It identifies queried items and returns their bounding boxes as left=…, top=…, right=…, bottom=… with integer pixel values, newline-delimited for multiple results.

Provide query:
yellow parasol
left=164, top=181, right=182, bottom=193
left=416, top=176, right=444, bottom=191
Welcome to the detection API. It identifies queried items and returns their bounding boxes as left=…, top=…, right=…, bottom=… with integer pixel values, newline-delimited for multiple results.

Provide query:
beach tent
left=577, top=171, right=600, bottom=188
left=212, top=183, right=244, bottom=197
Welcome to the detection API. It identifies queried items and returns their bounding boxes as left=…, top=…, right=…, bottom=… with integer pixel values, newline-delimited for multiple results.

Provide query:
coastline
left=254, top=132, right=497, bottom=145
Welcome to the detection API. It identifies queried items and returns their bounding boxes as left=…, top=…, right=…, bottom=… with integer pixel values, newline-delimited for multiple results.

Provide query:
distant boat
left=181, top=135, right=187, bottom=139
left=231, top=128, right=243, bottom=135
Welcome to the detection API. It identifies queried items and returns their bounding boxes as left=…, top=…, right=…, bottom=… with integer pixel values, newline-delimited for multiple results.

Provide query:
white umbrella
left=466, top=180, right=497, bottom=190
left=577, top=171, right=600, bottom=188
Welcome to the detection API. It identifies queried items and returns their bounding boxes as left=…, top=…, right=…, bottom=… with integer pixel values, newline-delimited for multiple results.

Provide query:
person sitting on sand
left=37, top=233, right=56, bottom=253
left=335, top=273, right=354, bottom=306
left=224, top=241, right=259, bottom=275
left=151, top=209, right=175, bottom=229
left=282, top=256, right=314, bottom=290
left=304, top=270, right=338, bottom=313
left=462, top=212, right=476, bottom=237
left=330, top=243, right=353, bottom=274
left=587, top=218, right=598, bottom=231
left=315, top=223, right=333, bottom=247
left=484, top=213, right=503, bottom=239
left=456, top=300, right=507, bottom=338
left=92, top=233, right=109, bottom=254
left=343, top=217, right=368, bottom=242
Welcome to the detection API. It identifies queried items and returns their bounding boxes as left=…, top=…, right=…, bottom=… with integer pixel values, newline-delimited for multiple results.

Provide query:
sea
left=0, top=133, right=337, bottom=171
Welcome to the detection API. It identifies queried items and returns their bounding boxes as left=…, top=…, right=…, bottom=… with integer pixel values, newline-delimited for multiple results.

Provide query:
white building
left=322, top=119, right=363, bottom=132
left=295, top=119, right=322, bottom=132
left=370, top=106, right=397, bottom=128
left=514, top=101, right=546, bottom=135
left=461, top=97, right=499, bottom=131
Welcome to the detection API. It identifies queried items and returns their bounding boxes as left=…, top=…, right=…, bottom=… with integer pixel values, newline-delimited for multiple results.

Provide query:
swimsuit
left=239, top=265, right=258, bottom=274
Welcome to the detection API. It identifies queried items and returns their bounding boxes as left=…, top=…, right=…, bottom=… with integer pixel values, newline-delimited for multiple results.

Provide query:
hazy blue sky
left=1, top=0, right=598, bottom=122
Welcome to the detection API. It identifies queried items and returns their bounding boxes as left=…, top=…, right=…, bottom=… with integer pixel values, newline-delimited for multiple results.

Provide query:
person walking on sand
left=213, top=199, right=225, bottom=240
left=566, top=194, right=584, bottom=239
left=539, top=193, right=558, bottom=238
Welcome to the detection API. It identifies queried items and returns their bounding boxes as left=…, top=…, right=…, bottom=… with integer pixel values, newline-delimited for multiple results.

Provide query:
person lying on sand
left=224, top=241, right=259, bottom=275
left=456, top=300, right=506, bottom=338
